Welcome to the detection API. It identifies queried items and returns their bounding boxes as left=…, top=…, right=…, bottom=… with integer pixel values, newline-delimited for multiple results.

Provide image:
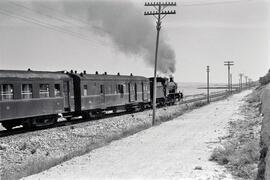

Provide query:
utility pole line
left=245, top=76, right=248, bottom=88
left=206, top=66, right=210, bottom=103
left=249, top=78, right=252, bottom=87
left=230, top=73, right=232, bottom=93
left=144, top=1, right=176, bottom=126
left=239, top=73, right=243, bottom=91
left=224, top=61, right=234, bottom=94
left=238, top=78, right=241, bottom=91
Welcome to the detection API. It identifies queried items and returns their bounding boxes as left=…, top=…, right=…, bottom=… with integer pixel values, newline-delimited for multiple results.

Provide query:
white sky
left=0, top=0, right=269, bottom=83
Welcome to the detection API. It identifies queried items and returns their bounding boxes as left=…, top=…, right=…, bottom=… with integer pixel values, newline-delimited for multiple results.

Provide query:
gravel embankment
left=210, top=89, right=262, bottom=179
left=22, top=91, right=252, bottom=180
left=0, top=94, right=227, bottom=180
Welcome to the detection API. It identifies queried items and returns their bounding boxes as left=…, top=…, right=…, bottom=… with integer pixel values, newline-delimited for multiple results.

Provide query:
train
left=0, top=69, right=183, bottom=130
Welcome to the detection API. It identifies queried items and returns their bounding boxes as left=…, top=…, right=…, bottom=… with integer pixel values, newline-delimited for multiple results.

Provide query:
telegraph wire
left=5, top=2, right=108, bottom=46
left=0, top=4, right=108, bottom=47
left=9, top=2, right=79, bottom=27
left=0, top=0, right=257, bottom=46
left=180, top=0, right=254, bottom=6
left=30, top=3, right=98, bottom=29
left=0, top=9, right=104, bottom=47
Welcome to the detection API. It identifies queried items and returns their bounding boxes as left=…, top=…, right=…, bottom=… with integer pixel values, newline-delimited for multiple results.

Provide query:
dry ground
left=22, top=90, right=252, bottom=180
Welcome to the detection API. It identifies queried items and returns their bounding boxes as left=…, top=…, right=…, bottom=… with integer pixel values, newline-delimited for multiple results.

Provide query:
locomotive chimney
left=104, top=72, right=107, bottom=75
left=83, top=70, right=86, bottom=74
left=74, top=70, right=77, bottom=74
left=130, top=73, right=133, bottom=76
left=117, top=72, right=120, bottom=76
left=95, top=71, right=98, bottom=75
left=70, top=70, right=74, bottom=74
left=169, top=76, right=174, bottom=82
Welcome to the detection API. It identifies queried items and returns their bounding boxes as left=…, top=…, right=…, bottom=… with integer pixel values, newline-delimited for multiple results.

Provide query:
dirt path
left=22, top=90, right=252, bottom=180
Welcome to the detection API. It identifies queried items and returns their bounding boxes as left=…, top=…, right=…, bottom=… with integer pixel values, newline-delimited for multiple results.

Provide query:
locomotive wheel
left=2, top=122, right=14, bottom=131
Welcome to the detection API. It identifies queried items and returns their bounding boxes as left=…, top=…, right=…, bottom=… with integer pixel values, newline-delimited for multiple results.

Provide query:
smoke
left=35, top=1, right=176, bottom=74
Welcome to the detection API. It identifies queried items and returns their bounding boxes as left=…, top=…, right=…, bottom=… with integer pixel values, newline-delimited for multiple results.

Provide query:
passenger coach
left=0, top=69, right=151, bottom=130
left=0, top=69, right=74, bottom=130
left=70, top=71, right=151, bottom=118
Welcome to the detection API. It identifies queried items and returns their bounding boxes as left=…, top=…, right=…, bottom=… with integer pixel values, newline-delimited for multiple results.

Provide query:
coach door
left=128, top=83, right=136, bottom=102
left=100, top=84, right=105, bottom=106
left=142, top=82, right=145, bottom=101
left=63, top=81, right=70, bottom=111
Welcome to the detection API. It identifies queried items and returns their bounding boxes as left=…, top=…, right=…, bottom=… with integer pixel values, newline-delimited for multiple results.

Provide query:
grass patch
left=210, top=88, right=262, bottom=179
left=210, top=140, right=260, bottom=179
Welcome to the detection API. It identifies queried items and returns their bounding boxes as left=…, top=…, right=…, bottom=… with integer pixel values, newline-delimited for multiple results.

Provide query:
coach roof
left=74, top=73, right=148, bottom=81
left=0, top=70, right=70, bottom=80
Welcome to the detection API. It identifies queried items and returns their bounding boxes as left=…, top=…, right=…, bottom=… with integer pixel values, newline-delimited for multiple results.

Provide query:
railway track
left=0, top=91, right=230, bottom=138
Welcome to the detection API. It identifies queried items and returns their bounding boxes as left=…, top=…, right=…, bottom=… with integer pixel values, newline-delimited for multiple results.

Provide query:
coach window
left=116, top=84, right=119, bottom=93
left=135, top=83, right=137, bottom=100
left=115, top=85, right=118, bottom=94
left=0, top=84, right=14, bottom=100
left=54, top=84, right=61, bottom=97
left=22, top=84, right=33, bottom=99
left=40, top=84, right=50, bottom=98
left=118, top=84, right=124, bottom=94
left=83, top=85, right=88, bottom=96
left=100, top=85, right=104, bottom=94
left=108, top=85, right=111, bottom=94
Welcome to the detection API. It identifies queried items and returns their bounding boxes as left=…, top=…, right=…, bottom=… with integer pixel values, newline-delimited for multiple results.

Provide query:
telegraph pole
left=245, top=76, right=248, bottom=88
left=238, top=78, right=241, bottom=91
left=239, top=73, right=243, bottom=91
left=230, top=73, right=232, bottom=93
left=224, top=61, right=234, bottom=94
left=207, top=66, right=210, bottom=103
left=249, top=78, right=252, bottom=87
left=144, top=2, right=176, bottom=125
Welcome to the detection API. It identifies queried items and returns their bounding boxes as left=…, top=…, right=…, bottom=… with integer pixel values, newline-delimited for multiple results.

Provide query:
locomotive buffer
left=144, top=2, right=176, bottom=125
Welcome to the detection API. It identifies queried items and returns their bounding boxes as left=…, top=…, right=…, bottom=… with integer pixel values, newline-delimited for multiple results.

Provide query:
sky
left=0, top=0, right=269, bottom=83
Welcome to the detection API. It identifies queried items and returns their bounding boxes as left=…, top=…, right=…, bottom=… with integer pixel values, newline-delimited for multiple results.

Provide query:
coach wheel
left=139, top=104, right=145, bottom=111
left=22, top=119, right=34, bottom=129
left=2, top=122, right=14, bottom=131
left=112, top=108, right=117, bottom=113
left=35, top=117, right=57, bottom=127
left=82, top=112, right=94, bottom=119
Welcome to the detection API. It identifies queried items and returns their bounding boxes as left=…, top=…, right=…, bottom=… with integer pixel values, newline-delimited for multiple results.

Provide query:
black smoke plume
left=34, top=0, right=176, bottom=74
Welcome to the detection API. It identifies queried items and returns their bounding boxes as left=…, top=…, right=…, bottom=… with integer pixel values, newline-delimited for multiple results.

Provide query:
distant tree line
left=259, top=69, right=270, bottom=85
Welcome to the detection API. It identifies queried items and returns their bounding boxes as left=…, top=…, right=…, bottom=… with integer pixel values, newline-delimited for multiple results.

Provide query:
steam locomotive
left=0, top=69, right=183, bottom=130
